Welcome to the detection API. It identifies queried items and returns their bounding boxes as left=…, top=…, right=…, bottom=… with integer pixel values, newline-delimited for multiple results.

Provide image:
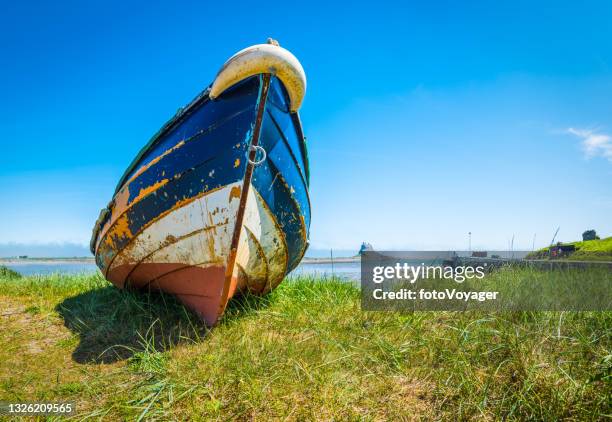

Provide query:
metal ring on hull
left=209, top=44, right=306, bottom=112
left=246, top=145, right=267, bottom=166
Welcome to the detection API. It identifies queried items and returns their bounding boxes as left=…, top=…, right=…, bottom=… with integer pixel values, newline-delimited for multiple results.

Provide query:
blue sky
left=1, top=1, right=611, bottom=256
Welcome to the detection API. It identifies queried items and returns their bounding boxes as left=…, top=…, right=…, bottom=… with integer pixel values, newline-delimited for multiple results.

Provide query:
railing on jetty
left=449, top=256, right=612, bottom=271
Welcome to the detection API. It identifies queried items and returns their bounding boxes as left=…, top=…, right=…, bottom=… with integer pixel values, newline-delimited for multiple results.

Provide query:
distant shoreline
left=0, top=257, right=95, bottom=264
left=1, top=256, right=361, bottom=265
left=302, top=257, right=360, bottom=264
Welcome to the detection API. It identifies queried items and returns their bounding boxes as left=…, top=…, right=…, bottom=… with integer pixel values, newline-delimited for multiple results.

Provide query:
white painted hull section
left=104, top=181, right=288, bottom=323
left=107, top=182, right=242, bottom=285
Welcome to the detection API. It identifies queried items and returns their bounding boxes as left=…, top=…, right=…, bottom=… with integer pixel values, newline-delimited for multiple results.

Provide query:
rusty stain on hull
left=135, top=178, right=169, bottom=203
left=104, top=213, right=133, bottom=250
left=229, top=185, right=241, bottom=201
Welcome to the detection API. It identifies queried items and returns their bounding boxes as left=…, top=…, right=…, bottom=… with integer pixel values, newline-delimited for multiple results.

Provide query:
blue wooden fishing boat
left=90, top=40, right=310, bottom=325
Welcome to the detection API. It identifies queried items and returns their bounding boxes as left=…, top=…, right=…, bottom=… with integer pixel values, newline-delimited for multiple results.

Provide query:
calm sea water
left=289, top=262, right=360, bottom=280
left=3, top=262, right=99, bottom=276
left=3, top=261, right=361, bottom=280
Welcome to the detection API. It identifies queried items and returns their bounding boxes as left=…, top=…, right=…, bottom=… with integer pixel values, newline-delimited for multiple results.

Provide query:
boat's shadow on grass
left=56, top=286, right=272, bottom=364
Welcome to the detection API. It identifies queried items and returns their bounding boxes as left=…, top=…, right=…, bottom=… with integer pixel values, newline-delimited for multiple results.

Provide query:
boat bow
left=210, top=42, right=306, bottom=112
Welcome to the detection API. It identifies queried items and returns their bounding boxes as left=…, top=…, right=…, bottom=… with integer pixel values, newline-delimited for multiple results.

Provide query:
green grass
left=0, top=268, right=610, bottom=420
left=570, top=237, right=612, bottom=261
left=527, top=236, right=612, bottom=261
left=0, top=265, right=22, bottom=279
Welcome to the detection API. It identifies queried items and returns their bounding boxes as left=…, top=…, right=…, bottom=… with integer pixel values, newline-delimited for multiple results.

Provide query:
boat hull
left=91, top=74, right=310, bottom=325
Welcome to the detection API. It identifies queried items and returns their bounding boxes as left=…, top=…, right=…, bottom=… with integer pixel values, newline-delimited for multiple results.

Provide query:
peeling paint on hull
left=92, top=71, right=310, bottom=326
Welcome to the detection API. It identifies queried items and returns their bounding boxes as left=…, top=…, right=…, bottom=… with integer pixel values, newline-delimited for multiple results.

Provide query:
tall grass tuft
left=0, top=265, right=22, bottom=279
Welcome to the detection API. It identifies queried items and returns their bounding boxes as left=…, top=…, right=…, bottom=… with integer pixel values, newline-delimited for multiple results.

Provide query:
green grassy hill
left=0, top=270, right=610, bottom=419
left=527, top=236, right=612, bottom=261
